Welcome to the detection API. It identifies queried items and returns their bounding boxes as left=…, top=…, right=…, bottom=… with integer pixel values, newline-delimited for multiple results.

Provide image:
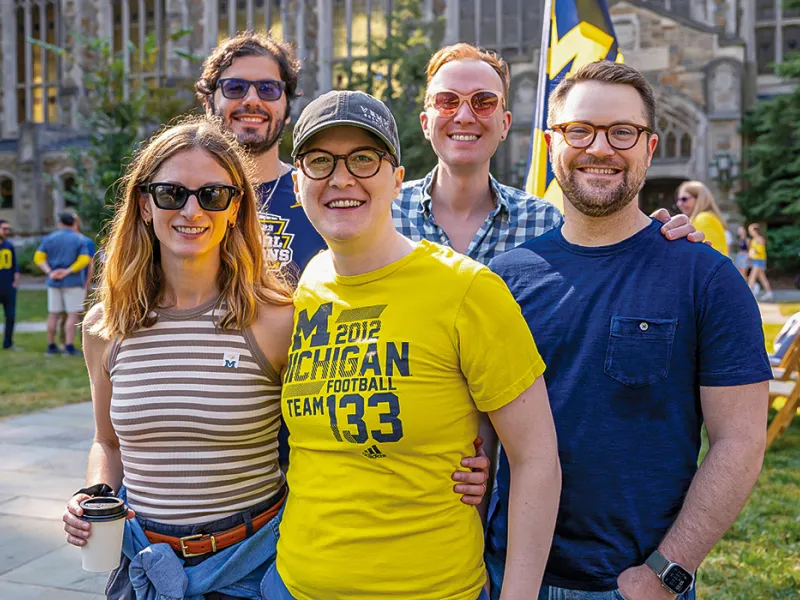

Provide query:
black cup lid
left=79, top=496, right=126, bottom=520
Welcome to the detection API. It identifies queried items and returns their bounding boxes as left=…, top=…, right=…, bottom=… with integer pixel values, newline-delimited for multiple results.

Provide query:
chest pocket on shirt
left=604, top=316, right=678, bottom=389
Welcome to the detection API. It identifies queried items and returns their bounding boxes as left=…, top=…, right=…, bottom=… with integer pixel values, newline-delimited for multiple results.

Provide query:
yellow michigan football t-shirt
left=277, top=240, right=546, bottom=600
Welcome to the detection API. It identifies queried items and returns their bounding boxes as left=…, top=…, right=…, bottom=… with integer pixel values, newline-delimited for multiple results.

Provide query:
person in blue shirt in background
left=34, top=211, right=90, bottom=356
left=0, top=218, right=20, bottom=350
left=486, top=62, right=771, bottom=600
left=57, top=213, right=96, bottom=349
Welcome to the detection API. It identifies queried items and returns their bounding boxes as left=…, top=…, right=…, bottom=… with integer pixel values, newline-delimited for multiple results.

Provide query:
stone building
left=0, top=0, right=797, bottom=233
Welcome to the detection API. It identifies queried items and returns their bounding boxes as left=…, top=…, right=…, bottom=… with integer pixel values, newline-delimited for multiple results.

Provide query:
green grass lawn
left=0, top=325, right=796, bottom=597
left=0, top=332, right=89, bottom=418
left=16, top=288, right=49, bottom=322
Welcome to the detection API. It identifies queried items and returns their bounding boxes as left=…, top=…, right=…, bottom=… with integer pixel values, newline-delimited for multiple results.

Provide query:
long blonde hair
left=93, top=117, right=292, bottom=339
left=677, top=180, right=727, bottom=228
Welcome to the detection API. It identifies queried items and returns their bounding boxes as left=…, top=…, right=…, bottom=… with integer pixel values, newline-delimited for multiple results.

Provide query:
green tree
left=347, top=0, right=442, bottom=180
left=736, top=31, right=800, bottom=271
left=33, top=32, right=200, bottom=234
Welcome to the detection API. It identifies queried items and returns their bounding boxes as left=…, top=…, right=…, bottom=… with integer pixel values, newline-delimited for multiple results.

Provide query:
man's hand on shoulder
left=651, top=208, right=707, bottom=244
left=617, top=564, right=675, bottom=600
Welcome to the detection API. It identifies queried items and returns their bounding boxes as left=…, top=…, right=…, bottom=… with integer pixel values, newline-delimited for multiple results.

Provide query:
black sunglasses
left=217, top=78, right=286, bottom=102
left=295, top=147, right=397, bottom=180
left=138, top=183, right=241, bottom=211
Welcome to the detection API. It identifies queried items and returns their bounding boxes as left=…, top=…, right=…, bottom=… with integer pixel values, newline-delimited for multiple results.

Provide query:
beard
left=216, top=105, right=287, bottom=155
left=553, top=154, right=647, bottom=218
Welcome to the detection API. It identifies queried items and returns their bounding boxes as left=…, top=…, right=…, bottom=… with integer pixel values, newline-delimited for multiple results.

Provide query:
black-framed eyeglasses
left=551, top=121, right=653, bottom=151
left=138, top=183, right=241, bottom=211
left=217, top=78, right=286, bottom=102
left=295, top=147, right=398, bottom=180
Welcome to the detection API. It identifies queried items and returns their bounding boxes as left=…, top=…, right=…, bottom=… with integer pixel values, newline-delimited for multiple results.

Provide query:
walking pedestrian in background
left=734, top=225, right=750, bottom=278
left=0, top=218, right=20, bottom=350
left=747, top=223, right=774, bottom=301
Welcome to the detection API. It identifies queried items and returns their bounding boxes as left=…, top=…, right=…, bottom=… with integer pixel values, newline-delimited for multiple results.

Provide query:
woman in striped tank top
left=61, top=118, right=297, bottom=599
left=61, top=118, right=489, bottom=599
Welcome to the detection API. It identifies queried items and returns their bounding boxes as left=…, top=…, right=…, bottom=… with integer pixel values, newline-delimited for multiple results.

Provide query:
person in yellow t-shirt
left=262, top=91, right=561, bottom=600
left=676, top=181, right=729, bottom=256
left=747, top=223, right=774, bottom=301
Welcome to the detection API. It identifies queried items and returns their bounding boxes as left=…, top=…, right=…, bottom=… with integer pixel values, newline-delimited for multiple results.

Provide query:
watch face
left=663, top=564, right=693, bottom=594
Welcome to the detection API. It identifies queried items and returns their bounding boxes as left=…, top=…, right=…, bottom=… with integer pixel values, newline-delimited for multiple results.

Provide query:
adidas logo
left=362, top=444, right=386, bottom=459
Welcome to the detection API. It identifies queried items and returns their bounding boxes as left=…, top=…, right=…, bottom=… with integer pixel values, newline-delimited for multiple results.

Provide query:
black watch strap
left=645, top=550, right=671, bottom=576
left=73, top=483, right=115, bottom=498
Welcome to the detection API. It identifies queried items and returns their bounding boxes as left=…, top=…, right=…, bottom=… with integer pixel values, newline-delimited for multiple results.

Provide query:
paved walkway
left=0, top=403, right=105, bottom=598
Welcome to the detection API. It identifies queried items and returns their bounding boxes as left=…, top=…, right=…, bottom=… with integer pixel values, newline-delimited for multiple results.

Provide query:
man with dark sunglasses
left=196, top=33, right=328, bottom=468
left=195, top=32, right=326, bottom=279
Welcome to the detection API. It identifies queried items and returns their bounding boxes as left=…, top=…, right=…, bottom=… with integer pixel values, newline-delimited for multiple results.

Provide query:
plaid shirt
left=392, top=167, right=563, bottom=265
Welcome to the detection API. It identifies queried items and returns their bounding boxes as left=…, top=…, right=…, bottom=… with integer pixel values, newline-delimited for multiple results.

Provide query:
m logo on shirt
left=223, top=352, right=240, bottom=369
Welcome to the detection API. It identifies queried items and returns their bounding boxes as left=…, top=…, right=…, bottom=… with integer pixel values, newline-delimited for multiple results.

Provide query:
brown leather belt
left=144, top=486, right=287, bottom=558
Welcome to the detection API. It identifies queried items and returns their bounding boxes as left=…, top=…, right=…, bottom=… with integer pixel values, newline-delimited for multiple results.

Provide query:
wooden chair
left=771, top=333, right=800, bottom=381
left=767, top=335, right=800, bottom=449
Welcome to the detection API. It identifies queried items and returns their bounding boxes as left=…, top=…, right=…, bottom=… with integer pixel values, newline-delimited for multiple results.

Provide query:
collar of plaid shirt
left=415, top=166, right=510, bottom=219
left=394, top=166, right=563, bottom=265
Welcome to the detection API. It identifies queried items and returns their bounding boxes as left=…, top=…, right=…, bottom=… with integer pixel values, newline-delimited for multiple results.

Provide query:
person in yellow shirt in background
left=675, top=181, right=729, bottom=256
left=264, top=90, right=561, bottom=600
left=734, top=225, right=751, bottom=278
left=747, top=223, right=774, bottom=301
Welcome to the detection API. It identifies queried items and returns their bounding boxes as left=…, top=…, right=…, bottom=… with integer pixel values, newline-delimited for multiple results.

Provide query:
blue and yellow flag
left=525, top=0, right=624, bottom=212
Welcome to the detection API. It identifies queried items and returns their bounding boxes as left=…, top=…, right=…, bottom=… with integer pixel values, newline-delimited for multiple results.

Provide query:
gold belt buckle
left=179, top=533, right=216, bottom=558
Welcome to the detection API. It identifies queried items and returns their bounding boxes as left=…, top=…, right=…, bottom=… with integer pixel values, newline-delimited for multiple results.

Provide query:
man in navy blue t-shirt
left=197, top=32, right=328, bottom=464
left=0, top=218, right=20, bottom=350
left=486, top=62, right=771, bottom=600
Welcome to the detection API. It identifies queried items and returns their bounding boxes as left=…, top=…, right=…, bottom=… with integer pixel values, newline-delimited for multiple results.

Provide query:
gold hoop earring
left=228, top=221, right=235, bottom=228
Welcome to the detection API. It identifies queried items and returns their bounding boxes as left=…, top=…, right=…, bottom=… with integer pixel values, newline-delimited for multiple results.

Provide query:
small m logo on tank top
left=223, top=352, right=240, bottom=368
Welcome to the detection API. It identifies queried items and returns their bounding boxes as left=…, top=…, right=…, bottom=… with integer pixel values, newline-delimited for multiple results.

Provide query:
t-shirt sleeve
left=455, top=268, right=546, bottom=412
left=697, top=258, right=772, bottom=386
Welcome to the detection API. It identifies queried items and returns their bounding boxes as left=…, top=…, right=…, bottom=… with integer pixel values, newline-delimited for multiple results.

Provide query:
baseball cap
left=292, top=90, right=401, bottom=164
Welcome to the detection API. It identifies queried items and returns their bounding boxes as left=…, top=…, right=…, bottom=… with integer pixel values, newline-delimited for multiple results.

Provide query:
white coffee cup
left=79, top=497, right=127, bottom=572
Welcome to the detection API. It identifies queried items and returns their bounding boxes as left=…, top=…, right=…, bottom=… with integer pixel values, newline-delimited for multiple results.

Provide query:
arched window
left=653, top=104, right=695, bottom=162
left=0, top=177, right=13, bottom=209
left=680, top=133, right=692, bottom=158
left=62, top=174, right=77, bottom=207
left=665, top=132, right=677, bottom=158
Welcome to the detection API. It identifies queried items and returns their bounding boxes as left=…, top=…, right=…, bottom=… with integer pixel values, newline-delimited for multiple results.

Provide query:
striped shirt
left=393, top=166, right=563, bottom=265
left=109, top=298, right=284, bottom=524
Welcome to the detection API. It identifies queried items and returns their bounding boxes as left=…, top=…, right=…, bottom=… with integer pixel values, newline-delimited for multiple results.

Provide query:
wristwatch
left=645, top=550, right=694, bottom=594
